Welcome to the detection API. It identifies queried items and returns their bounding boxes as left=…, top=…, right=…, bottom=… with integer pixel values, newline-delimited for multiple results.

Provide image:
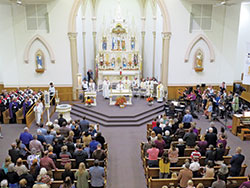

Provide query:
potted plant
left=146, top=97, right=154, bottom=106
left=85, top=97, right=94, bottom=107
left=115, top=96, right=127, bottom=108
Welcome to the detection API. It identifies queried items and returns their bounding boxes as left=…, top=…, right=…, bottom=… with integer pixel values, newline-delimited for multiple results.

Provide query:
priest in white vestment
left=116, top=81, right=124, bottom=90
left=88, top=79, right=96, bottom=92
left=122, top=76, right=131, bottom=90
left=140, top=79, right=146, bottom=89
left=34, top=99, right=43, bottom=125
left=156, top=82, right=164, bottom=102
left=103, top=79, right=110, bottom=99
left=132, top=77, right=139, bottom=88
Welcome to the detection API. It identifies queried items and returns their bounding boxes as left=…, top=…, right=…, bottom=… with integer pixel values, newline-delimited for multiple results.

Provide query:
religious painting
left=35, top=50, right=45, bottom=73
left=194, top=49, right=204, bottom=72
left=121, top=37, right=126, bottom=51
left=111, top=58, right=115, bottom=68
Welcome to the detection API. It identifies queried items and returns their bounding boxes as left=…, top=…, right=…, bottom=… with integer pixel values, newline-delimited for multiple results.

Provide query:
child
left=159, top=151, right=170, bottom=178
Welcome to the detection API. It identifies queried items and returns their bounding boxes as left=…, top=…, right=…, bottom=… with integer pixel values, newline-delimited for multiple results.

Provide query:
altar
left=109, top=89, right=132, bottom=105
left=96, top=5, right=142, bottom=88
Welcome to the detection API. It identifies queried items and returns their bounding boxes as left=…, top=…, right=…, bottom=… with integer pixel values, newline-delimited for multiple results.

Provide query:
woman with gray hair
left=37, top=168, right=51, bottom=186
left=0, top=180, right=8, bottom=188
left=27, top=148, right=40, bottom=168
left=6, top=163, right=19, bottom=188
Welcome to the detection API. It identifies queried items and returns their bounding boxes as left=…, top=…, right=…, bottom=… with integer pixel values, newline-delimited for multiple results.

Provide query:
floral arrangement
left=115, top=96, right=127, bottom=106
left=128, top=61, right=133, bottom=66
left=146, top=97, right=154, bottom=103
left=86, top=98, right=94, bottom=105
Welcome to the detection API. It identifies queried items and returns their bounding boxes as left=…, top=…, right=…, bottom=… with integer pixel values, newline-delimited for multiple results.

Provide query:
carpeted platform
left=71, top=92, right=165, bottom=126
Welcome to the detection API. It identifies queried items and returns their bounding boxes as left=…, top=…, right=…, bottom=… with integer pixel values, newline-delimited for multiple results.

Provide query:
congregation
left=141, top=109, right=249, bottom=188
left=0, top=115, right=107, bottom=188
left=0, top=88, right=43, bottom=124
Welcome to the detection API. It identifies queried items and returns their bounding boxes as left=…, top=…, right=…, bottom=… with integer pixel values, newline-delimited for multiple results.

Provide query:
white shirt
left=189, top=161, right=200, bottom=171
left=82, top=81, right=88, bottom=90
left=49, top=86, right=55, bottom=96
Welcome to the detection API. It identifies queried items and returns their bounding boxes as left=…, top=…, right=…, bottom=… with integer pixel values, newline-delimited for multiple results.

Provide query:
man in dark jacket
left=230, top=147, right=245, bottom=176
left=8, top=143, right=20, bottom=164
left=205, top=128, right=217, bottom=147
left=183, top=128, right=197, bottom=147
left=95, top=132, right=106, bottom=149
left=79, top=116, right=89, bottom=133
left=74, top=144, right=88, bottom=168
left=152, top=122, right=162, bottom=136
left=58, top=114, right=67, bottom=127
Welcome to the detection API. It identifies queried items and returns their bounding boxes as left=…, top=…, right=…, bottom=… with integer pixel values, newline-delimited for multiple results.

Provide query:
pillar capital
left=162, top=32, right=171, bottom=40
left=141, top=31, right=146, bottom=36
left=68, top=32, right=78, bottom=40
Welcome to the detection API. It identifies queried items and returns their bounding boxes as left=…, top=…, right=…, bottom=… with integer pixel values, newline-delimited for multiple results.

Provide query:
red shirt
left=152, top=121, right=157, bottom=128
left=191, top=150, right=201, bottom=161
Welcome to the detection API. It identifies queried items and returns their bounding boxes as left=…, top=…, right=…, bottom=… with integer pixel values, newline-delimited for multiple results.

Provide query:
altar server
left=103, top=79, right=110, bottom=99
left=82, top=79, right=88, bottom=102
left=123, top=76, right=131, bottom=90
left=49, top=82, right=56, bottom=105
left=156, top=82, right=165, bottom=102
left=88, top=79, right=96, bottom=92
left=33, top=99, right=43, bottom=125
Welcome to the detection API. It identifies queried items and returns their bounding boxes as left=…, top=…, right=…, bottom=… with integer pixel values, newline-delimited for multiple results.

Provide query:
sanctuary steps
left=71, top=103, right=164, bottom=126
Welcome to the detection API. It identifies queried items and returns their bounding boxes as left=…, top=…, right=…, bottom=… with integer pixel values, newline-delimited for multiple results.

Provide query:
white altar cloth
left=109, top=89, right=133, bottom=105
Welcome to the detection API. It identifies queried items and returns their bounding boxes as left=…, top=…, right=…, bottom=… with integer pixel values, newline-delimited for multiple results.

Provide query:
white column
left=92, top=17, right=97, bottom=79
left=68, top=32, right=79, bottom=100
left=141, top=17, right=146, bottom=78
left=82, top=17, right=87, bottom=75
left=161, top=32, right=171, bottom=88
left=152, top=16, right=157, bottom=77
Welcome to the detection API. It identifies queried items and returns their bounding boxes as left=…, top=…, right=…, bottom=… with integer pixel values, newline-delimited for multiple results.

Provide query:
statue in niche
left=122, top=57, right=127, bottom=68
left=112, top=37, right=116, bottom=50
left=194, top=49, right=204, bottom=72
left=35, top=50, right=45, bottom=73
left=117, top=35, right=121, bottom=50
left=99, top=53, right=104, bottom=67
left=133, top=54, right=138, bottom=67
left=111, top=58, right=115, bottom=68
left=131, top=37, right=135, bottom=50
left=102, top=37, right=107, bottom=50
left=121, top=36, right=126, bottom=51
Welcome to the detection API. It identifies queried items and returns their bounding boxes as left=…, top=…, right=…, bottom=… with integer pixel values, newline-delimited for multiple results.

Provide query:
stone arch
left=24, top=34, right=55, bottom=64
left=184, top=34, right=215, bottom=63
left=68, top=0, right=171, bottom=33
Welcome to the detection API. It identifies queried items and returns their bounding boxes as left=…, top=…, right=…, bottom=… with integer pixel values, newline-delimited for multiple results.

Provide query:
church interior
left=1, top=0, right=250, bottom=187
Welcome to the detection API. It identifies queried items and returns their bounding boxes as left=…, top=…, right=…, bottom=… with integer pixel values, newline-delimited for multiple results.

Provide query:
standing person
left=88, top=79, right=95, bottom=92
left=102, top=78, right=110, bottom=99
left=168, top=143, right=179, bottom=167
left=89, top=160, right=105, bottom=188
left=33, top=100, right=43, bottom=126
left=87, top=70, right=93, bottom=83
left=211, top=173, right=226, bottom=188
left=239, top=174, right=250, bottom=188
left=79, top=117, right=89, bottom=133
left=159, top=151, right=170, bottom=178
left=82, top=79, right=88, bottom=102
left=49, top=82, right=55, bottom=105
left=232, top=93, right=239, bottom=113
left=75, top=162, right=89, bottom=188
left=230, top=147, right=245, bottom=176
left=19, top=128, right=33, bottom=149
left=178, top=162, right=193, bottom=188
left=182, top=110, right=193, bottom=129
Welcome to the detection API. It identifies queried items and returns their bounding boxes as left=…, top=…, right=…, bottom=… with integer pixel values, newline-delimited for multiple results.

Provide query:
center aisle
left=100, top=126, right=147, bottom=188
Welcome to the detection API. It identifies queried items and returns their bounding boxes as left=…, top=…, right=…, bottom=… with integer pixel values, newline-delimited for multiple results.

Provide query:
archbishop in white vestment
left=122, top=77, right=131, bottom=90
left=103, top=79, right=110, bottom=99
left=156, top=82, right=164, bottom=102
left=116, top=81, right=124, bottom=90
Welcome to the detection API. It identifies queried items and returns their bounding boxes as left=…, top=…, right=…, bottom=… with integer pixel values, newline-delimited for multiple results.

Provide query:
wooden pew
left=148, top=176, right=248, bottom=188
left=140, top=142, right=230, bottom=158
left=23, top=158, right=107, bottom=169
left=15, top=107, right=24, bottom=124
left=146, top=164, right=248, bottom=179
left=51, top=179, right=107, bottom=188
left=143, top=156, right=232, bottom=169
left=52, top=167, right=107, bottom=180
left=3, top=109, right=10, bottom=124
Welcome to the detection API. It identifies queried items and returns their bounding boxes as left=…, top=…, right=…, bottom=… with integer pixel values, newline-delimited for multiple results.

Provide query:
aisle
left=100, top=126, right=147, bottom=188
